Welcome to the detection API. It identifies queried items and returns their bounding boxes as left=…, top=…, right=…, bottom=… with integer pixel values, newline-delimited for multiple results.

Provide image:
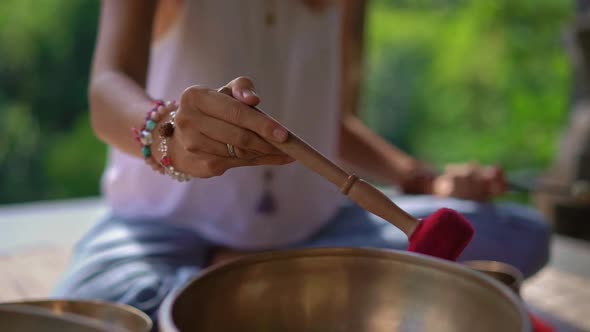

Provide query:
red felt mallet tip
left=407, top=208, right=475, bottom=261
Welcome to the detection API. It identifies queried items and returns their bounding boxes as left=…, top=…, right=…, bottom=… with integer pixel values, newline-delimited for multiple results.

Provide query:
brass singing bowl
left=0, top=300, right=151, bottom=332
left=160, top=248, right=531, bottom=332
left=0, top=305, right=119, bottom=332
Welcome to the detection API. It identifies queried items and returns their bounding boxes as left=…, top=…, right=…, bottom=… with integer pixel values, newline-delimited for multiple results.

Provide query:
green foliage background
left=0, top=0, right=573, bottom=204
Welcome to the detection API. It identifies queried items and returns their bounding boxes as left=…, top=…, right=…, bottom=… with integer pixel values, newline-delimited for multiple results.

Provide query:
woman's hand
left=432, top=163, right=506, bottom=201
left=398, top=160, right=438, bottom=195
left=155, top=77, right=294, bottom=178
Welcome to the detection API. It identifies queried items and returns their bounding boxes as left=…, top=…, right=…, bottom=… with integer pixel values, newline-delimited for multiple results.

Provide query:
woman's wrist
left=131, top=99, right=168, bottom=167
left=394, top=158, right=437, bottom=195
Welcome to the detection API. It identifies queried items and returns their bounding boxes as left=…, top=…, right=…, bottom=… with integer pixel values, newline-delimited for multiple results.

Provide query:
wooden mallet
left=255, top=107, right=474, bottom=260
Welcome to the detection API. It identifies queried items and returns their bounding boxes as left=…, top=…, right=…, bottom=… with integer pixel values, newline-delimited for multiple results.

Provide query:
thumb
left=221, top=76, right=260, bottom=106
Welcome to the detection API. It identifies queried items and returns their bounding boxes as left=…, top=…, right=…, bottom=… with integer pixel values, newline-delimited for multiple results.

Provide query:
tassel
left=256, top=170, right=277, bottom=214
left=257, top=190, right=277, bottom=214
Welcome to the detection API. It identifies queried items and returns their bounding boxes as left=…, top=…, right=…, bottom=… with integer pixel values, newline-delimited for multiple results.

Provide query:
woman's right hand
left=155, top=77, right=294, bottom=178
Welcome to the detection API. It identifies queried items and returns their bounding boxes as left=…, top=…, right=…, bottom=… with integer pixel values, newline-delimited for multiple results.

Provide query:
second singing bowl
left=0, top=300, right=152, bottom=332
left=0, top=305, right=116, bottom=332
left=159, top=248, right=530, bottom=332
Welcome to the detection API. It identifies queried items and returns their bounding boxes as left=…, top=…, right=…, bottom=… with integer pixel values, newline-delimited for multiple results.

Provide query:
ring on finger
left=227, top=143, right=237, bottom=158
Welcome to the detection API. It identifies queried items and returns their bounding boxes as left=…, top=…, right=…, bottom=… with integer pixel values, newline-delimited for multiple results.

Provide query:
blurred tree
left=0, top=0, right=102, bottom=203
left=361, top=0, right=572, bottom=173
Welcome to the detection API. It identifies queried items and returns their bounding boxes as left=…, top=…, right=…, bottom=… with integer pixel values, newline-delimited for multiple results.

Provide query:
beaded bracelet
left=132, top=100, right=168, bottom=174
left=132, top=100, right=191, bottom=182
left=158, top=109, right=191, bottom=182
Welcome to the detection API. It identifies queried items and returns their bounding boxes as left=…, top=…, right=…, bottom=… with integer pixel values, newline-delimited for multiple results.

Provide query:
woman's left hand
left=432, top=163, right=507, bottom=201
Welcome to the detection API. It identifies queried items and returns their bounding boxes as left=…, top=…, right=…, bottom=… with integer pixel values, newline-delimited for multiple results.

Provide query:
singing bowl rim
left=0, top=304, right=123, bottom=332
left=0, top=299, right=152, bottom=332
left=159, top=247, right=531, bottom=332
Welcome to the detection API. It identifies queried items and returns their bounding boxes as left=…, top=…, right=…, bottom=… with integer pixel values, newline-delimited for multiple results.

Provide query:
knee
left=521, top=219, right=552, bottom=277
left=53, top=274, right=173, bottom=321
left=502, top=206, right=552, bottom=277
left=459, top=204, right=552, bottom=278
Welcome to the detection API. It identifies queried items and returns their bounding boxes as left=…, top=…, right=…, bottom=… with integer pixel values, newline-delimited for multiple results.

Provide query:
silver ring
left=226, top=143, right=237, bottom=158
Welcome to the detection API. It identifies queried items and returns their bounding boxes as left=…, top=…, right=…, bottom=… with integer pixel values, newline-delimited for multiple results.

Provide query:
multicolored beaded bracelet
left=158, top=109, right=191, bottom=182
left=132, top=100, right=165, bottom=162
left=132, top=100, right=173, bottom=176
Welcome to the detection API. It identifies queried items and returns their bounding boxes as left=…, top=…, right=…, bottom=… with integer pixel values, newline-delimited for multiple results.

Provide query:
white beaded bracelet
left=158, top=108, right=192, bottom=182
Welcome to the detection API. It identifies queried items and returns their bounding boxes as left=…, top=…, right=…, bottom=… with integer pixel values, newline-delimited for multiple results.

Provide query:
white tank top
left=101, top=0, right=346, bottom=249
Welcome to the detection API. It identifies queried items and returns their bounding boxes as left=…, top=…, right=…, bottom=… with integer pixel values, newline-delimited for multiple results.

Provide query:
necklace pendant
left=257, top=170, right=276, bottom=214
left=257, top=190, right=277, bottom=214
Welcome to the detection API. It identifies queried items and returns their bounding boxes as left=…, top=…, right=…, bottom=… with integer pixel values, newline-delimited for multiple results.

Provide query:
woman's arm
left=337, top=1, right=504, bottom=199
left=89, top=0, right=158, bottom=157
left=340, top=0, right=367, bottom=118
left=338, top=0, right=429, bottom=189
left=338, top=114, right=431, bottom=189
left=89, top=1, right=292, bottom=178
left=339, top=102, right=508, bottom=200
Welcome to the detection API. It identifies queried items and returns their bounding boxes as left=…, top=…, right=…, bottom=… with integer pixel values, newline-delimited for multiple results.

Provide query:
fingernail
left=273, top=127, right=288, bottom=142
left=242, top=89, right=257, bottom=99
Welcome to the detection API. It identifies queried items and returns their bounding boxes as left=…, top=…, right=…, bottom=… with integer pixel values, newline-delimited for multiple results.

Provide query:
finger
left=237, top=154, right=295, bottom=167
left=197, top=113, right=287, bottom=155
left=173, top=108, right=263, bottom=159
left=493, top=165, right=508, bottom=193
left=195, top=88, right=289, bottom=143
left=470, top=173, right=491, bottom=201
left=217, top=86, right=233, bottom=97
left=217, top=86, right=271, bottom=160
left=443, top=163, right=466, bottom=176
left=490, top=165, right=506, bottom=183
left=204, top=134, right=267, bottom=160
left=184, top=132, right=261, bottom=160
left=453, top=175, right=472, bottom=199
left=471, top=178, right=491, bottom=201
left=447, top=173, right=480, bottom=201
left=433, top=175, right=454, bottom=197
left=482, top=165, right=507, bottom=196
left=192, top=154, right=294, bottom=178
left=225, top=76, right=260, bottom=106
left=176, top=151, right=248, bottom=178
left=162, top=134, right=281, bottom=178
left=445, top=162, right=478, bottom=178
left=173, top=104, right=268, bottom=159
left=461, top=162, right=480, bottom=178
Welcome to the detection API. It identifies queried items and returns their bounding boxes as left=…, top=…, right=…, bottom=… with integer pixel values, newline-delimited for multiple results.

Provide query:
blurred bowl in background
left=0, top=304, right=116, bottom=332
left=0, top=299, right=151, bottom=332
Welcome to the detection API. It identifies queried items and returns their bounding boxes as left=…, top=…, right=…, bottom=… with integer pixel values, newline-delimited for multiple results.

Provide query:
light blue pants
left=52, top=196, right=551, bottom=324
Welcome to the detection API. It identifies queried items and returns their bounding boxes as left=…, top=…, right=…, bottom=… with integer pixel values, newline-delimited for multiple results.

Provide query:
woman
left=54, top=0, right=550, bottom=321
